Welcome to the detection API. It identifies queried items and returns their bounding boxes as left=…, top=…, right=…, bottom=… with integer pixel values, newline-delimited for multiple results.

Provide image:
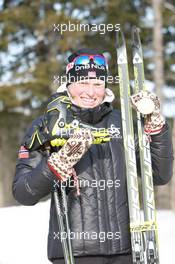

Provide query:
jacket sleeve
left=12, top=148, right=56, bottom=205
left=12, top=116, right=58, bottom=206
left=136, top=122, right=174, bottom=185
left=150, top=122, right=174, bottom=185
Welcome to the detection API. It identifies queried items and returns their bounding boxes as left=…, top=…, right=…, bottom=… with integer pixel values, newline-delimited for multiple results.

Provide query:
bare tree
left=152, top=0, right=175, bottom=211
left=171, top=120, right=175, bottom=210
left=151, top=0, right=173, bottom=209
left=152, top=0, right=164, bottom=106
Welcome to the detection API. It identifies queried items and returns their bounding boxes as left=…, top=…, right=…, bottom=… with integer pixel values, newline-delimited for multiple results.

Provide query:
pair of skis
left=116, top=27, right=159, bottom=264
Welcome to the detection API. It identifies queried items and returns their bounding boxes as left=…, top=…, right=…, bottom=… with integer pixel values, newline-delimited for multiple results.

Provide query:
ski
left=131, top=26, right=159, bottom=264
left=116, top=27, right=160, bottom=264
left=116, top=29, right=144, bottom=264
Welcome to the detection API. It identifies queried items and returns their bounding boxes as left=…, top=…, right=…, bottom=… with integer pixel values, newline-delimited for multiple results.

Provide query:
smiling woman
left=12, top=46, right=174, bottom=264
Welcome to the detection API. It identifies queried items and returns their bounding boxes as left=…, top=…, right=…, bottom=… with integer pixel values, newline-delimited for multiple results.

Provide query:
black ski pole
left=61, top=183, right=75, bottom=264
left=53, top=184, right=75, bottom=264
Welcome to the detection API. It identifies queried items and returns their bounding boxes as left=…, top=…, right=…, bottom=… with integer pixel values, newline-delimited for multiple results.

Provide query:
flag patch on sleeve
left=18, top=146, right=29, bottom=159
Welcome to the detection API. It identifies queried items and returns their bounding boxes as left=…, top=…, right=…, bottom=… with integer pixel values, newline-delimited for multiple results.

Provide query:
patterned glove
left=47, top=129, right=93, bottom=182
left=130, top=91, right=165, bottom=135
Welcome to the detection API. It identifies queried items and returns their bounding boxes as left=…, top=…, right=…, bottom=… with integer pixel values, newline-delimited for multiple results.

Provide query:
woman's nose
left=85, top=84, right=95, bottom=96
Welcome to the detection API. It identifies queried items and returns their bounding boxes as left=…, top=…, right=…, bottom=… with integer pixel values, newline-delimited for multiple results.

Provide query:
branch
left=164, top=2, right=175, bottom=13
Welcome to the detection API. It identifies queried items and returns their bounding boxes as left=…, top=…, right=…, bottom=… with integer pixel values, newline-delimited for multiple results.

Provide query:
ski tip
left=116, top=29, right=126, bottom=49
left=131, top=26, right=141, bottom=49
left=132, top=26, right=140, bottom=34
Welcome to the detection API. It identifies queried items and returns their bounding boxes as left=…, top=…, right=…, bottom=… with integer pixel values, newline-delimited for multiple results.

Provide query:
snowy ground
left=0, top=200, right=175, bottom=264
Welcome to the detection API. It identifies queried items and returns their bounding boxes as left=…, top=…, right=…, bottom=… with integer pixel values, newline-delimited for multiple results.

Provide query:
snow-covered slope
left=0, top=201, right=50, bottom=264
left=0, top=200, right=174, bottom=264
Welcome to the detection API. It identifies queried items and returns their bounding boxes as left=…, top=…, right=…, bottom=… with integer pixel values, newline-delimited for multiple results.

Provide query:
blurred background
left=0, top=0, right=174, bottom=263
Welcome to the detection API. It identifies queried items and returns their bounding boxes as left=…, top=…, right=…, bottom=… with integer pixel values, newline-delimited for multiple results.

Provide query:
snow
left=0, top=201, right=50, bottom=264
left=0, top=200, right=175, bottom=264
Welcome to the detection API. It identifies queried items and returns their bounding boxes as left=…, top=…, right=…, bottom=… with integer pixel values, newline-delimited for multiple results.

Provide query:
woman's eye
left=95, top=83, right=103, bottom=87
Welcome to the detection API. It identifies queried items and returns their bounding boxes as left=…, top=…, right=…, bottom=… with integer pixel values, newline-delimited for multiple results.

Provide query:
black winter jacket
left=12, top=100, right=174, bottom=262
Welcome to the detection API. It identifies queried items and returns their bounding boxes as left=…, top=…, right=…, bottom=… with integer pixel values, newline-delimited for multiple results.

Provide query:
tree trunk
left=152, top=0, right=164, bottom=107
left=171, top=118, right=175, bottom=211
left=151, top=0, right=172, bottom=209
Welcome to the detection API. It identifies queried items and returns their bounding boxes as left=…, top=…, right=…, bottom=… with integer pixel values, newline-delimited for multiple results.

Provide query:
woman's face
left=68, top=79, right=105, bottom=108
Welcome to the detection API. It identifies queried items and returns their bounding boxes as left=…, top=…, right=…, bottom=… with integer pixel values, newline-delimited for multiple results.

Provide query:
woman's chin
left=80, top=101, right=98, bottom=108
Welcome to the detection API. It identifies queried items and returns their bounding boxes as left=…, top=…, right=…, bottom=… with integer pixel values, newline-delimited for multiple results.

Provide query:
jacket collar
left=70, top=102, right=113, bottom=124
